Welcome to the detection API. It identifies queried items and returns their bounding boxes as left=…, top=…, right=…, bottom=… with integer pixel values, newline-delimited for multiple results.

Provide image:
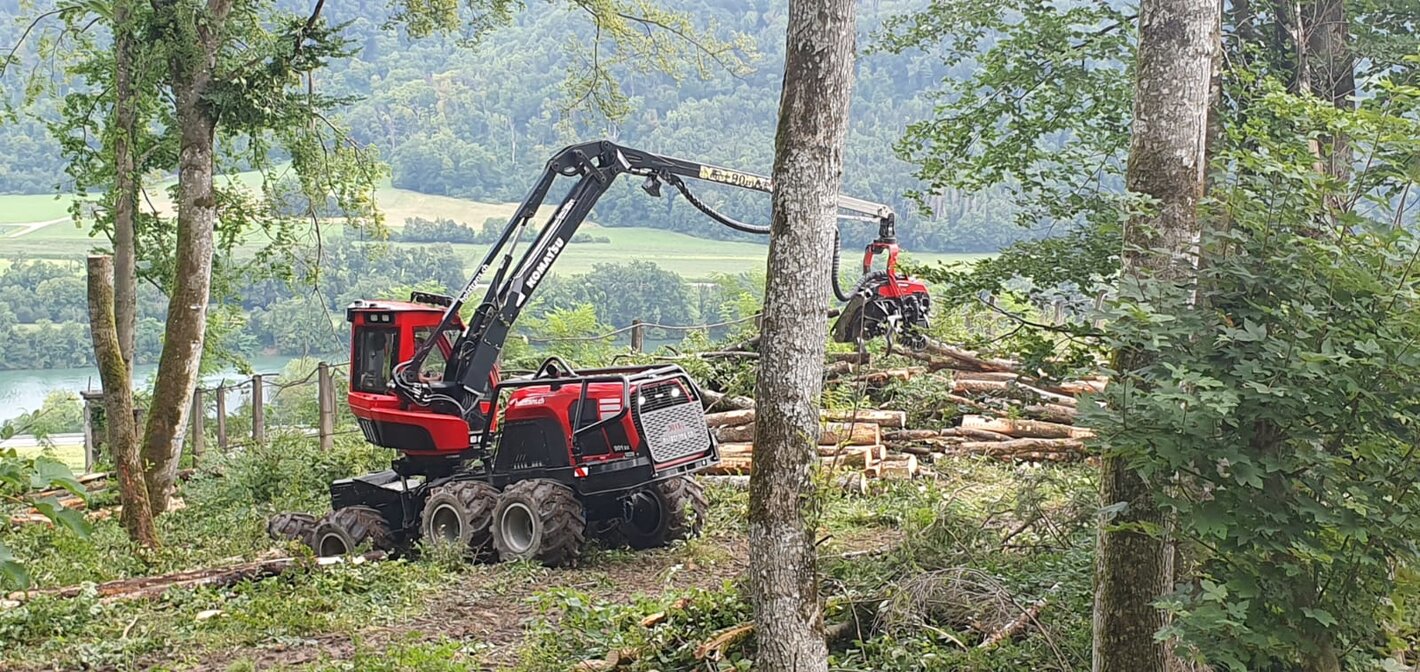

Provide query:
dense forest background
left=0, top=0, right=1024, bottom=253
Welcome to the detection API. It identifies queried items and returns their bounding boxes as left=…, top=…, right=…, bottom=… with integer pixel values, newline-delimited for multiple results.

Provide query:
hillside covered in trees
left=0, top=0, right=1025, bottom=253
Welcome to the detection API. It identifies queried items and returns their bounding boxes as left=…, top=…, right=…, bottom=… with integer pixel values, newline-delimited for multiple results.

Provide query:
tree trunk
left=1092, top=0, right=1217, bottom=669
left=747, top=0, right=857, bottom=669
left=141, top=2, right=227, bottom=514
left=87, top=256, right=159, bottom=547
left=113, top=0, right=138, bottom=372
left=1303, top=0, right=1354, bottom=185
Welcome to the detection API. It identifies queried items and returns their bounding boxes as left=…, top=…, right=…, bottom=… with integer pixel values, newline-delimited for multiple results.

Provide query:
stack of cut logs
left=699, top=337, right=1106, bottom=473
left=703, top=408, right=921, bottom=480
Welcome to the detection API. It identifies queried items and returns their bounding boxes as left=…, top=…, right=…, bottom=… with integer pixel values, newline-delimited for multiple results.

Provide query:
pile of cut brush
left=696, top=337, right=1104, bottom=473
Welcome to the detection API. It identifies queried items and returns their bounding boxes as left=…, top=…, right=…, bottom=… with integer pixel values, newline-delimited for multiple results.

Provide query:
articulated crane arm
left=392, top=141, right=930, bottom=429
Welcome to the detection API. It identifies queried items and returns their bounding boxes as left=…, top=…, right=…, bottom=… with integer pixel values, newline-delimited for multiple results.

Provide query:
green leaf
left=1301, top=607, right=1338, bottom=627
left=32, top=498, right=92, bottom=539
left=0, top=540, right=28, bottom=590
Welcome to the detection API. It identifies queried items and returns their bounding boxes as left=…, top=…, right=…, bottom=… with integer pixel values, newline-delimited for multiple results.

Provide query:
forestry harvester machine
left=267, top=141, right=932, bottom=566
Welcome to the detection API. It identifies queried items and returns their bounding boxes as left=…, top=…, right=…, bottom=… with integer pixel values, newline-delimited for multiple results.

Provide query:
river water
left=0, top=355, right=330, bottom=424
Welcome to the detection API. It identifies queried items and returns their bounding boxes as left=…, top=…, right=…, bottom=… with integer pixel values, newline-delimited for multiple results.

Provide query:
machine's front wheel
left=620, top=476, right=708, bottom=549
left=492, top=479, right=586, bottom=567
left=420, top=480, right=499, bottom=561
left=312, top=506, right=394, bottom=557
left=267, top=512, right=319, bottom=548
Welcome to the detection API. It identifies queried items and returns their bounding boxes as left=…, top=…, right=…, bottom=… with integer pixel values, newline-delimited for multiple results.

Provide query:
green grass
left=0, top=194, right=74, bottom=224
left=0, top=180, right=992, bottom=279
left=10, top=442, right=86, bottom=472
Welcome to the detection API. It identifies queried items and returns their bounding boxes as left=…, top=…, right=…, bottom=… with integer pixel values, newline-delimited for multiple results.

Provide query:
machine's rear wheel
left=420, top=480, right=499, bottom=561
left=492, top=479, right=586, bottom=567
left=312, top=506, right=393, bottom=557
left=620, top=476, right=708, bottom=549
left=267, top=512, right=318, bottom=548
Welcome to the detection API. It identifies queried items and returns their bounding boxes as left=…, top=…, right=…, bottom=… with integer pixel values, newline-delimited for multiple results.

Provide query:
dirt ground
left=134, top=524, right=900, bottom=671
left=172, top=536, right=753, bottom=671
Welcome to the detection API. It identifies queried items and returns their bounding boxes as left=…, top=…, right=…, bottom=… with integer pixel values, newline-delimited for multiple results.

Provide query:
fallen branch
left=3, top=551, right=384, bottom=606
left=701, top=389, right=754, bottom=412
left=694, top=622, right=754, bottom=661
left=978, top=583, right=1060, bottom=649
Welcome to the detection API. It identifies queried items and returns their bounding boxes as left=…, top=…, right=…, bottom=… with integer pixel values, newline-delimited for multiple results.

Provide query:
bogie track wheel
left=620, top=476, right=708, bottom=550
left=420, top=480, right=500, bottom=561
left=267, top=512, right=319, bottom=548
left=492, top=479, right=586, bottom=567
left=312, top=506, right=394, bottom=557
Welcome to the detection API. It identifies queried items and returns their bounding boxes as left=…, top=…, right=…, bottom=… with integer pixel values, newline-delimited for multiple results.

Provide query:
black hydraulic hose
left=672, top=175, right=855, bottom=302
left=832, top=229, right=853, bottom=302
left=669, top=176, right=772, bottom=235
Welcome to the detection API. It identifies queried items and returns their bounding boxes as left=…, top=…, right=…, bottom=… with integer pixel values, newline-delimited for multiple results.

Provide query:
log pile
left=701, top=408, right=919, bottom=481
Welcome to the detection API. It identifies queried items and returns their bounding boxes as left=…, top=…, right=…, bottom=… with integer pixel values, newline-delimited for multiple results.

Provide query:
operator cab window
left=414, top=327, right=463, bottom=383
left=353, top=328, right=397, bottom=393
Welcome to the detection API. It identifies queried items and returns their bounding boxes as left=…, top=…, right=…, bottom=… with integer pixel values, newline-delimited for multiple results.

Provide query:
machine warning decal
left=698, top=166, right=772, bottom=192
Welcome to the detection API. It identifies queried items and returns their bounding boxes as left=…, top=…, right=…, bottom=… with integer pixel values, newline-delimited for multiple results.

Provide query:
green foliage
left=534, top=261, right=694, bottom=328
left=0, top=449, right=91, bottom=589
left=0, top=390, right=84, bottom=437
left=1086, top=77, right=1420, bottom=669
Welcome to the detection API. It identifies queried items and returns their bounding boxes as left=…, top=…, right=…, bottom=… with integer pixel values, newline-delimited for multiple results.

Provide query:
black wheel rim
left=430, top=504, right=462, bottom=541
left=318, top=532, right=349, bottom=557
left=628, top=493, right=664, bottom=536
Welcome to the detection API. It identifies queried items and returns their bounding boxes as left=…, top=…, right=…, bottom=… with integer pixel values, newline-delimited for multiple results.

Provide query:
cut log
left=817, top=445, right=876, bottom=468
left=824, top=360, right=858, bottom=377
left=953, top=371, right=1020, bottom=383
left=956, top=438, right=1087, bottom=460
left=855, top=368, right=924, bottom=386
left=943, top=426, right=1013, bottom=442
left=701, top=389, right=754, bottom=412
left=951, top=379, right=1078, bottom=407
left=715, top=421, right=879, bottom=446
left=1021, top=403, right=1078, bottom=424
left=878, top=455, right=918, bottom=479
left=822, top=409, right=907, bottom=428
left=703, top=455, right=754, bottom=475
left=961, top=415, right=1093, bottom=440
left=884, top=429, right=940, bottom=442
left=704, top=409, right=757, bottom=428
left=917, top=337, right=1021, bottom=373
left=826, top=351, right=872, bottom=364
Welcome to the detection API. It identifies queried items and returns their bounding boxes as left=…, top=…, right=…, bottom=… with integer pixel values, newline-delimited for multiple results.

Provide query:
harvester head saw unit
left=831, top=214, right=932, bottom=349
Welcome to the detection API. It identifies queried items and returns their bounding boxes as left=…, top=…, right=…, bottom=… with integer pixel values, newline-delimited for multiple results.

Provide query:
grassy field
left=0, top=194, right=74, bottom=224
left=9, top=441, right=86, bottom=471
left=0, top=185, right=989, bottom=279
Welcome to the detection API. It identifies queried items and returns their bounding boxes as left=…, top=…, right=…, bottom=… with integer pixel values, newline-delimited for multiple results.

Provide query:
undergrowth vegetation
left=0, top=425, right=1097, bottom=671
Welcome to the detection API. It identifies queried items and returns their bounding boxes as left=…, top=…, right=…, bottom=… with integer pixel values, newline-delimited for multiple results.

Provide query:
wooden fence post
left=630, top=319, right=645, bottom=353
left=81, top=392, right=97, bottom=473
left=318, top=362, right=334, bottom=451
left=190, top=388, right=205, bottom=465
left=215, top=383, right=228, bottom=453
left=251, top=374, right=265, bottom=444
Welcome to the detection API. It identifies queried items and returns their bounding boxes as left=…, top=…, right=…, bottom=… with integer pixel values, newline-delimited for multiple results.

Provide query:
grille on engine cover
left=633, top=381, right=712, bottom=465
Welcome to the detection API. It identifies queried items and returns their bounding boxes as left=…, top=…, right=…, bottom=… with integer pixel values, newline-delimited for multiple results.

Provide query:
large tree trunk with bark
left=112, top=0, right=138, bottom=371
left=1092, top=0, right=1217, bottom=669
left=141, top=0, right=228, bottom=514
left=747, top=0, right=857, bottom=669
left=87, top=256, right=159, bottom=547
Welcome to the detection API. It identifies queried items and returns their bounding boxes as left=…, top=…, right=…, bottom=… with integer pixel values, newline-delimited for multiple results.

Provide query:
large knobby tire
left=620, top=476, right=709, bottom=550
left=420, top=480, right=499, bottom=561
left=267, top=512, right=318, bottom=548
left=492, top=479, right=586, bottom=567
left=312, top=506, right=394, bottom=557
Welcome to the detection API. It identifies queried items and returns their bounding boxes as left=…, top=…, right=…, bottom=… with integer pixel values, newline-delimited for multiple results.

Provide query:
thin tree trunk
left=1092, top=0, right=1217, bottom=669
left=113, top=0, right=138, bottom=372
left=1304, top=0, right=1354, bottom=184
left=141, top=0, right=228, bottom=514
left=747, top=0, right=857, bottom=669
left=87, top=256, right=159, bottom=547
